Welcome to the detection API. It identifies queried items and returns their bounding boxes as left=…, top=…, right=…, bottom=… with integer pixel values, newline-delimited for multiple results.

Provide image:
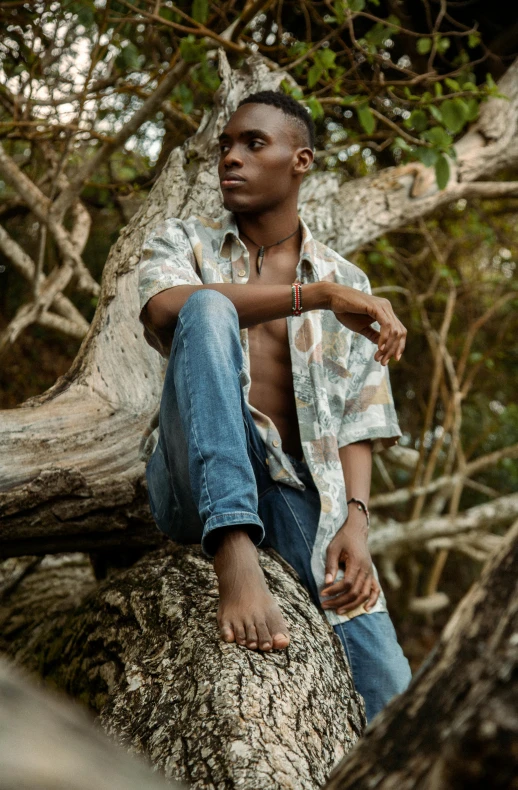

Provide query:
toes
left=256, top=621, right=273, bottom=652
left=245, top=623, right=258, bottom=650
left=272, top=632, right=290, bottom=649
left=271, top=622, right=290, bottom=649
left=219, top=621, right=235, bottom=643
left=234, top=624, right=247, bottom=646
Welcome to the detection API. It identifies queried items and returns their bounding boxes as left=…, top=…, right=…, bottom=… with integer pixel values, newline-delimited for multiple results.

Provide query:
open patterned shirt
left=137, top=210, right=402, bottom=624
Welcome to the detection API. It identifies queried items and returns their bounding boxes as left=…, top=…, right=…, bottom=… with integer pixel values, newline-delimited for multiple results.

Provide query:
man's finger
left=337, top=574, right=373, bottom=614
left=365, top=578, right=380, bottom=611
left=324, top=544, right=340, bottom=586
left=322, top=565, right=362, bottom=605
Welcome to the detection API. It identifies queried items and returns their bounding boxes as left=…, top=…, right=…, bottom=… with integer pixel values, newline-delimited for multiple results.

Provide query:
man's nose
left=222, top=146, right=243, bottom=168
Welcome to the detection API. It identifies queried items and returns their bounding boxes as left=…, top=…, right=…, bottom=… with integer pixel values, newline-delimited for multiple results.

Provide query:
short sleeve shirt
left=137, top=211, right=402, bottom=624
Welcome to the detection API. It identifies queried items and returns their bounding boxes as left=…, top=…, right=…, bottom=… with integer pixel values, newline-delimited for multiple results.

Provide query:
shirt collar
left=217, top=210, right=318, bottom=279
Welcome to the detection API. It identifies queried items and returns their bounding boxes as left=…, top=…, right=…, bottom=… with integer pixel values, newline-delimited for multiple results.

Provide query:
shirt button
left=238, top=269, right=246, bottom=277
left=265, top=459, right=269, bottom=466
left=272, top=439, right=279, bottom=448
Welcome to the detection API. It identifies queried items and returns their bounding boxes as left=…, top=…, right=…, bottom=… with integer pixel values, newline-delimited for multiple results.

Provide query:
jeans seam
left=334, top=624, right=358, bottom=690
left=276, top=485, right=314, bottom=558
left=205, top=511, right=264, bottom=529
left=258, top=484, right=277, bottom=499
left=177, top=314, right=213, bottom=514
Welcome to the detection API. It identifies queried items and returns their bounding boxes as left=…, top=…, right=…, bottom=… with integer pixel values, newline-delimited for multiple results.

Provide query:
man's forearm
left=339, top=440, right=372, bottom=525
left=143, top=281, right=332, bottom=333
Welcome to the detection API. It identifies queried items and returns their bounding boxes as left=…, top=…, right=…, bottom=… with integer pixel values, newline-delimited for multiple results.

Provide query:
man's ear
left=293, top=147, right=314, bottom=176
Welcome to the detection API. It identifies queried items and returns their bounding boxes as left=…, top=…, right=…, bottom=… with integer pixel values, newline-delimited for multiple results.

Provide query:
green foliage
left=179, top=35, right=206, bottom=63
left=434, top=154, right=450, bottom=189
left=357, top=103, right=376, bottom=134
left=440, top=98, right=469, bottom=133
left=417, top=38, right=431, bottom=55
left=172, top=84, right=194, bottom=114
left=116, top=42, right=141, bottom=71
left=191, top=0, right=209, bottom=24
left=306, top=96, right=324, bottom=120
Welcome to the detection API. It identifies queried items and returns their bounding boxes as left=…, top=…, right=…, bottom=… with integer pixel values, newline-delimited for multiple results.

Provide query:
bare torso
left=245, top=246, right=303, bottom=460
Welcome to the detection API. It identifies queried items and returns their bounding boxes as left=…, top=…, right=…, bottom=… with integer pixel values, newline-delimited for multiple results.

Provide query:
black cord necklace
left=238, top=223, right=300, bottom=276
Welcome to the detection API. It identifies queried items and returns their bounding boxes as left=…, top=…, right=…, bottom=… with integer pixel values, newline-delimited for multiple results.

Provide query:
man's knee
left=179, top=288, right=239, bottom=330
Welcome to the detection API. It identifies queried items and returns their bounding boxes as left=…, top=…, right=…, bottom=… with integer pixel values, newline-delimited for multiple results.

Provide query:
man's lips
left=220, top=174, right=246, bottom=187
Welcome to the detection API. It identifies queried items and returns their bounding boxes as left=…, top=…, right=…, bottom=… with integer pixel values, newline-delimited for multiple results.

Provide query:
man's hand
left=320, top=514, right=380, bottom=614
left=328, top=284, right=407, bottom=367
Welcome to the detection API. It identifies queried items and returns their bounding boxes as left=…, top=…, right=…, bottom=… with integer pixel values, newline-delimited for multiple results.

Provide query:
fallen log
left=0, top=544, right=365, bottom=789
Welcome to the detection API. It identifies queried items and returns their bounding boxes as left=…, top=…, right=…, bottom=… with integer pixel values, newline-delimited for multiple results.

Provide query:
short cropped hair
left=236, top=89, right=315, bottom=151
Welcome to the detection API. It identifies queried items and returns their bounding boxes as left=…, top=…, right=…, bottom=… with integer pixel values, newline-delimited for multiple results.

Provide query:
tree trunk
left=0, top=545, right=364, bottom=790
left=0, top=51, right=517, bottom=557
left=1, top=525, right=516, bottom=789
left=324, top=519, right=518, bottom=790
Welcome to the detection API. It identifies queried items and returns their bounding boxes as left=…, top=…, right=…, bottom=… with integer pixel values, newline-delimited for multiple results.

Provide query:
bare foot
left=213, top=528, right=290, bottom=652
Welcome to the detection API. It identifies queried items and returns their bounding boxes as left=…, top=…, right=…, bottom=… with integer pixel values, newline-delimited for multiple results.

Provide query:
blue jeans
left=145, top=290, right=412, bottom=723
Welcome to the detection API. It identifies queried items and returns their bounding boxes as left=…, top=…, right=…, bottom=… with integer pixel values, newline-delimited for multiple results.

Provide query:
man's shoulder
left=155, top=213, right=229, bottom=251
left=313, top=238, right=370, bottom=291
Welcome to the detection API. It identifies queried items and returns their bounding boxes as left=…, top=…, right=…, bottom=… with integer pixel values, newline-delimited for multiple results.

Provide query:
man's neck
left=234, top=205, right=301, bottom=249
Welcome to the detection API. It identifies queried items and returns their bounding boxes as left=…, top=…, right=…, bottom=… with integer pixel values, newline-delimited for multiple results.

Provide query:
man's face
left=217, top=103, right=312, bottom=213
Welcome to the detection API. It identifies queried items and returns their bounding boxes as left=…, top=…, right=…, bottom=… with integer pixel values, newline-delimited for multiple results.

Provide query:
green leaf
left=306, top=96, right=324, bottom=120
left=174, top=83, right=194, bottom=113
left=434, top=82, right=443, bottom=97
left=357, top=103, right=376, bottom=134
left=365, top=23, right=389, bottom=47
left=192, top=0, right=209, bottom=23
left=120, top=43, right=140, bottom=71
left=288, top=41, right=310, bottom=57
left=196, top=59, right=220, bottom=91
left=468, top=32, right=481, bottom=48
left=405, top=109, right=428, bottom=132
left=465, top=98, right=479, bottom=121
left=422, top=126, right=452, bottom=150
left=417, top=38, right=431, bottom=55
left=393, top=136, right=413, bottom=152
left=180, top=35, right=205, bottom=63
left=345, top=0, right=366, bottom=11
left=435, top=154, right=450, bottom=189
left=340, top=94, right=361, bottom=104
left=414, top=146, right=439, bottom=167
left=281, top=80, right=303, bottom=100
left=316, top=48, right=336, bottom=69
left=428, top=104, right=443, bottom=123
left=440, top=98, right=468, bottom=133
left=333, top=0, right=345, bottom=23
left=444, top=78, right=460, bottom=91
left=307, top=64, right=323, bottom=88
left=437, top=36, right=451, bottom=53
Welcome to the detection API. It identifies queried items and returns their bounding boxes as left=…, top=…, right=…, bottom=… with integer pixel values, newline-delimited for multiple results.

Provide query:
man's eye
left=249, top=140, right=263, bottom=148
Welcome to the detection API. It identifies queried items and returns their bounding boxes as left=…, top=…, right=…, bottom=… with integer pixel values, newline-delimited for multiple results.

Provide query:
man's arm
left=143, top=282, right=330, bottom=333
left=143, top=281, right=406, bottom=366
left=320, top=440, right=381, bottom=614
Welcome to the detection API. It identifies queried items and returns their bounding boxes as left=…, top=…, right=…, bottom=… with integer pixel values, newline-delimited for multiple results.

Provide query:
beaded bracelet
left=347, top=497, right=370, bottom=528
left=291, top=282, right=302, bottom=315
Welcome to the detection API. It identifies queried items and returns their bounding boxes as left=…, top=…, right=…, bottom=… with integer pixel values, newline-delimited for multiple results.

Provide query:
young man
left=137, top=90, right=411, bottom=722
